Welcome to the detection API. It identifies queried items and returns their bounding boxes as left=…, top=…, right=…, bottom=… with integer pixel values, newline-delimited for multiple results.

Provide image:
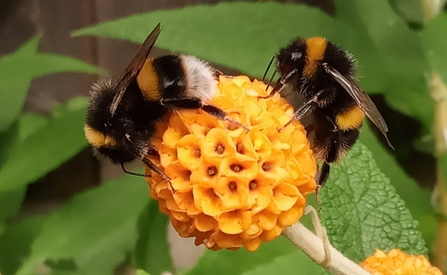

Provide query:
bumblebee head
left=276, top=38, right=307, bottom=79
left=84, top=79, right=155, bottom=164
left=277, top=37, right=330, bottom=82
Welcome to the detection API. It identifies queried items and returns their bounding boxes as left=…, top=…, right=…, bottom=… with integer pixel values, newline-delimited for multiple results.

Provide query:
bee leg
left=278, top=89, right=325, bottom=132
left=201, top=104, right=250, bottom=131
left=316, top=162, right=331, bottom=187
left=160, top=97, right=202, bottom=107
left=141, top=157, right=174, bottom=190
left=315, top=128, right=359, bottom=201
left=258, top=80, right=282, bottom=99
left=277, top=103, right=313, bottom=132
left=161, top=97, right=249, bottom=131
left=120, top=162, right=152, bottom=177
left=324, top=115, right=339, bottom=132
left=315, top=162, right=330, bottom=206
left=259, top=68, right=298, bottom=99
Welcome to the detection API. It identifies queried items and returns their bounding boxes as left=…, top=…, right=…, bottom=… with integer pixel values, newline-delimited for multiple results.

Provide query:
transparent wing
left=109, top=23, right=162, bottom=116
left=323, top=63, right=393, bottom=148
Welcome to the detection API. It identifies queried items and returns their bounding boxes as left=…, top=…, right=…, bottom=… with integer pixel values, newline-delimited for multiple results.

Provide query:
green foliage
left=359, top=126, right=435, bottom=242
left=389, top=0, right=425, bottom=24
left=0, top=36, right=100, bottom=260
left=185, top=237, right=320, bottom=275
left=420, top=13, right=447, bottom=84
left=133, top=201, right=174, bottom=274
left=0, top=215, right=46, bottom=274
left=320, top=144, right=427, bottom=261
left=0, top=98, right=89, bottom=193
left=0, top=187, right=26, bottom=235
left=136, top=270, right=151, bottom=275
left=1, top=0, right=445, bottom=274
left=0, top=36, right=100, bottom=132
left=14, top=175, right=148, bottom=275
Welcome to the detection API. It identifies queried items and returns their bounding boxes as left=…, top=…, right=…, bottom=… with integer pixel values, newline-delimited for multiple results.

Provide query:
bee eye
left=291, top=52, right=302, bottom=60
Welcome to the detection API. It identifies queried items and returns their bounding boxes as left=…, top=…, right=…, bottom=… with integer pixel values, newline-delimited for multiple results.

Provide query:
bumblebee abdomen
left=180, top=55, right=217, bottom=102
left=312, top=110, right=360, bottom=163
left=137, top=59, right=161, bottom=101
left=137, top=55, right=186, bottom=101
left=335, top=106, right=365, bottom=131
left=325, top=93, right=365, bottom=131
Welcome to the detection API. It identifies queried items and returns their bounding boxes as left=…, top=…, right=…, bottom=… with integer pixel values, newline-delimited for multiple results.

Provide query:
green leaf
left=420, top=13, right=447, bottom=84
left=186, top=230, right=327, bottom=275
left=319, top=143, right=428, bottom=263
left=16, top=175, right=149, bottom=275
left=51, top=97, right=90, bottom=118
left=0, top=112, right=48, bottom=166
left=333, top=0, right=431, bottom=132
left=0, top=120, right=36, bottom=233
left=359, top=126, right=435, bottom=244
left=0, top=98, right=88, bottom=192
left=239, top=250, right=321, bottom=275
left=0, top=187, right=27, bottom=236
left=18, top=113, right=49, bottom=140
left=136, top=270, right=151, bottom=275
left=0, top=215, right=46, bottom=275
left=0, top=36, right=100, bottom=132
left=133, top=201, right=174, bottom=275
left=72, top=2, right=336, bottom=79
left=389, top=0, right=424, bottom=24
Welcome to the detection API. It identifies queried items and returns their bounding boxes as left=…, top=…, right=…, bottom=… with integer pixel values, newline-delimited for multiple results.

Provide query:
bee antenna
left=120, top=162, right=151, bottom=177
left=266, top=69, right=277, bottom=89
left=262, top=56, right=275, bottom=82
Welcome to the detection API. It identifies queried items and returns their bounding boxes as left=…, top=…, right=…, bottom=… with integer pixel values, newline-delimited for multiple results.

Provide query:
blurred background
left=1, top=0, right=446, bottom=274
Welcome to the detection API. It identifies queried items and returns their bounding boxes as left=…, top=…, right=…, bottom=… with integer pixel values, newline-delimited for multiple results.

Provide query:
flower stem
left=428, top=72, right=447, bottom=272
left=283, top=207, right=371, bottom=275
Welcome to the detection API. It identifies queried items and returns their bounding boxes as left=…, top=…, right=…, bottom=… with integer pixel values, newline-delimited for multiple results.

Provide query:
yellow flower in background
left=146, top=75, right=317, bottom=251
left=360, top=249, right=443, bottom=275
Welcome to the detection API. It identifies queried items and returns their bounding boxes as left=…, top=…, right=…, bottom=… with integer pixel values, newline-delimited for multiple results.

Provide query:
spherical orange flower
left=146, top=75, right=317, bottom=251
left=360, top=249, right=442, bottom=275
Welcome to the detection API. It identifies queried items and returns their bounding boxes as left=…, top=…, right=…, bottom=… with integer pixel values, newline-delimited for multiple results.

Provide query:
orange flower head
left=146, top=75, right=317, bottom=251
left=360, top=249, right=443, bottom=275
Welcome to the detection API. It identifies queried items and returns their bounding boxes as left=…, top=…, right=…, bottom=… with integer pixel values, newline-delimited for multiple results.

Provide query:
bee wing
left=323, top=63, right=394, bottom=149
left=109, top=23, right=162, bottom=116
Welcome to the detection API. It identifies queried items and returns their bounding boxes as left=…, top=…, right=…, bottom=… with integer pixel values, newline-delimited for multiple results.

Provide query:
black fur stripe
left=152, top=55, right=186, bottom=98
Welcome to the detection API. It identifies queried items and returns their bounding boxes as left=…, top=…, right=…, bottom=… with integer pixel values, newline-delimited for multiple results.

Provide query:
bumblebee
left=265, top=37, right=393, bottom=186
left=84, top=23, right=244, bottom=183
